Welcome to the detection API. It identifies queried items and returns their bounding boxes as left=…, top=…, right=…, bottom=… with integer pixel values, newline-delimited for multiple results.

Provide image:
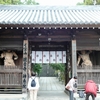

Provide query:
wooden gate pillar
left=28, top=45, right=32, bottom=77
left=65, top=43, right=71, bottom=85
left=71, top=40, right=77, bottom=77
left=22, top=39, right=28, bottom=93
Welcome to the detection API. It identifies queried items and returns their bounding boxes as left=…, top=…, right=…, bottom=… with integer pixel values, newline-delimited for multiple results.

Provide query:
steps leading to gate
left=0, top=89, right=22, bottom=94
left=0, top=93, right=28, bottom=100
left=74, top=92, right=100, bottom=100
left=65, top=89, right=100, bottom=100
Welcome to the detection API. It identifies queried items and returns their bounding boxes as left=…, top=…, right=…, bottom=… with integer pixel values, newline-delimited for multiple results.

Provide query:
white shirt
left=27, top=76, right=40, bottom=90
left=66, top=78, right=76, bottom=91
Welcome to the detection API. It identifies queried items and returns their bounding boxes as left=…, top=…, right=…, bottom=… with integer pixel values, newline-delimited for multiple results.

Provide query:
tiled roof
left=0, top=5, right=100, bottom=28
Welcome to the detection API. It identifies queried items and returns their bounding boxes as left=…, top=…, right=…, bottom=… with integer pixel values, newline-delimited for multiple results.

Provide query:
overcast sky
left=36, top=0, right=83, bottom=6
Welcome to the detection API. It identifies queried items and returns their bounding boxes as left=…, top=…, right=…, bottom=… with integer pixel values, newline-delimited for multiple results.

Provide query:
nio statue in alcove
left=0, top=50, right=18, bottom=67
left=77, top=50, right=92, bottom=68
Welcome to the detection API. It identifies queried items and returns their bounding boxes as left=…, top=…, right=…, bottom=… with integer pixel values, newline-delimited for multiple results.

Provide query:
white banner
left=32, top=51, right=66, bottom=63
left=56, top=51, right=62, bottom=63
left=43, top=51, right=49, bottom=63
left=62, top=51, right=66, bottom=63
left=50, top=51, right=56, bottom=63
left=32, top=51, right=35, bottom=63
left=36, top=51, right=42, bottom=63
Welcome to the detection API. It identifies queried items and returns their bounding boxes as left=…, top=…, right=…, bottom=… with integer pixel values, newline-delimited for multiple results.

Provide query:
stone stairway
left=74, top=93, right=100, bottom=100
left=0, top=93, right=27, bottom=100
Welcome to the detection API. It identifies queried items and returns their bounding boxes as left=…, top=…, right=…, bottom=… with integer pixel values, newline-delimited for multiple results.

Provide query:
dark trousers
left=69, top=90, right=74, bottom=100
left=85, top=93, right=95, bottom=100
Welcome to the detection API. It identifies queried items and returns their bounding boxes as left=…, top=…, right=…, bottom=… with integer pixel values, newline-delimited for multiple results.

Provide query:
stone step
left=74, top=93, right=100, bottom=100
left=74, top=97, right=100, bottom=100
left=0, top=94, right=27, bottom=100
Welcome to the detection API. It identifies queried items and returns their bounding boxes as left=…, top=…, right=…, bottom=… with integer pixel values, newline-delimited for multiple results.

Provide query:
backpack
left=78, top=90, right=85, bottom=98
left=31, top=77, right=36, bottom=87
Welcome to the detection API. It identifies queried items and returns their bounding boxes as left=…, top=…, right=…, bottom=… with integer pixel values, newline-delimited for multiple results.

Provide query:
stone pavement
left=28, top=91, right=69, bottom=100
left=27, top=77, right=69, bottom=100
left=0, top=77, right=69, bottom=100
left=0, top=77, right=100, bottom=100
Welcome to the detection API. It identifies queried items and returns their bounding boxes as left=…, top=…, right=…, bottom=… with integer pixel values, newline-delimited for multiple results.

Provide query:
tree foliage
left=24, top=0, right=39, bottom=5
left=32, top=63, right=42, bottom=76
left=0, top=0, right=39, bottom=5
left=49, top=63, right=65, bottom=82
left=83, top=0, right=100, bottom=5
left=84, top=0, right=93, bottom=5
left=49, top=63, right=65, bottom=72
left=77, top=0, right=100, bottom=5
left=96, top=0, right=100, bottom=4
left=0, top=0, right=21, bottom=4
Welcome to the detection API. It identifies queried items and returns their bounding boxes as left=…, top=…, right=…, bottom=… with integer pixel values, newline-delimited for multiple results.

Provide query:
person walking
left=27, top=72, right=40, bottom=100
left=84, top=80, right=98, bottom=100
left=65, top=76, right=77, bottom=100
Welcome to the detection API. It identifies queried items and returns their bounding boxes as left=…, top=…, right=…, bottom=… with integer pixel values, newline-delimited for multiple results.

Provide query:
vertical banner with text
left=22, top=40, right=28, bottom=93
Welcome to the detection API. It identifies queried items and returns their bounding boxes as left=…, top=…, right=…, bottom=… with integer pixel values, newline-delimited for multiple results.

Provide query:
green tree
left=50, top=63, right=65, bottom=72
left=50, top=63, right=65, bottom=82
left=0, top=0, right=21, bottom=4
left=83, top=0, right=100, bottom=5
left=77, top=2, right=84, bottom=5
left=96, top=0, right=100, bottom=4
left=32, top=63, right=42, bottom=76
left=24, top=0, right=39, bottom=5
left=77, top=0, right=100, bottom=5
left=0, top=0, right=39, bottom=5
left=84, top=0, right=93, bottom=5
left=0, top=0, right=5, bottom=4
